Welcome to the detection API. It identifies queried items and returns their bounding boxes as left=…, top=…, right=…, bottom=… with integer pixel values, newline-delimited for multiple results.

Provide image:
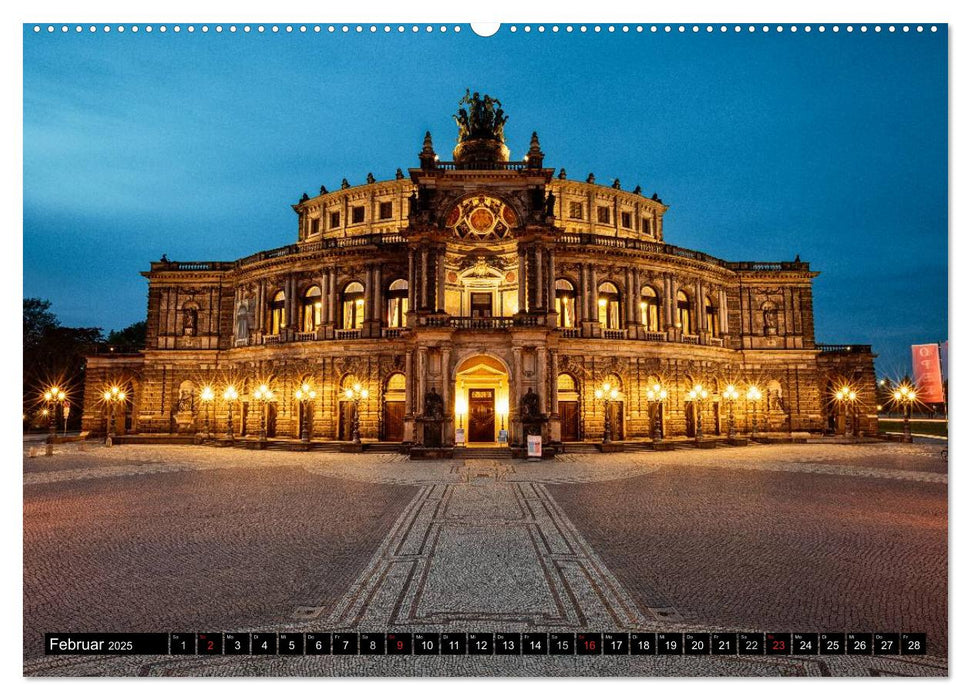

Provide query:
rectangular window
left=329, top=211, right=341, bottom=229
left=597, top=206, right=610, bottom=224
left=351, top=206, right=365, bottom=224
left=569, top=201, right=584, bottom=219
left=621, top=212, right=632, bottom=229
left=378, top=201, right=393, bottom=220
left=643, top=217, right=653, bottom=235
left=310, top=217, right=321, bottom=234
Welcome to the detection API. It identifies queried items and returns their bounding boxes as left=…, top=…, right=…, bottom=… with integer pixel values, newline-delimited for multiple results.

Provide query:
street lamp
left=223, top=385, right=239, bottom=441
left=200, top=385, right=215, bottom=438
left=645, top=383, right=667, bottom=443
left=253, top=383, right=274, bottom=441
left=722, top=384, right=740, bottom=439
left=834, top=386, right=857, bottom=437
left=497, top=397, right=509, bottom=432
left=294, top=382, right=317, bottom=442
left=496, top=396, right=509, bottom=443
left=594, top=381, right=619, bottom=444
left=892, top=383, right=918, bottom=442
left=343, top=383, right=369, bottom=444
left=454, top=394, right=467, bottom=446
left=745, top=385, right=762, bottom=435
left=100, top=386, right=126, bottom=447
left=43, top=386, right=67, bottom=448
left=686, top=383, right=710, bottom=443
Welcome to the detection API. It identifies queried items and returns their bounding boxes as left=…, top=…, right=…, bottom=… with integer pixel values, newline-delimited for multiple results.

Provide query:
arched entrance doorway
left=454, top=354, right=510, bottom=445
left=557, top=373, right=581, bottom=441
left=383, top=372, right=406, bottom=441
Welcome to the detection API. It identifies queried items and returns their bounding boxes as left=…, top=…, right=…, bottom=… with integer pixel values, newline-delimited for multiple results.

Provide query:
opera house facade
left=82, top=93, right=877, bottom=451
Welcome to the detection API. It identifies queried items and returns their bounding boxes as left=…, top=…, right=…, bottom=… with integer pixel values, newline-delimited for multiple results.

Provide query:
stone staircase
left=452, top=446, right=513, bottom=460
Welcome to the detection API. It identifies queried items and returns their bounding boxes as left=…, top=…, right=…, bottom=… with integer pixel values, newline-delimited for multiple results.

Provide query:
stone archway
left=453, top=354, right=510, bottom=445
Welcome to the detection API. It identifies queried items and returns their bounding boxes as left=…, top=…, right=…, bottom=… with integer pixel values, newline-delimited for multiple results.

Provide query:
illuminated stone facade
left=82, top=95, right=878, bottom=445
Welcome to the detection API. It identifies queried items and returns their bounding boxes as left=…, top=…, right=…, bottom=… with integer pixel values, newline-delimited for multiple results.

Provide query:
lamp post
left=686, top=383, right=709, bottom=443
left=893, top=384, right=917, bottom=442
left=496, top=396, right=509, bottom=443
left=834, top=386, right=856, bottom=437
left=253, top=383, right=274, bottom=441
left=454, top=394, right=467, bottom=446
left=200, top=385, right=214, bottom=438
left=43, top=386, right=67, bottom=449
left=646, top=383, right=667, bottom=443
left=294, top=382, right=317, bottom=442
left=722, top=384, right=740, bottom=439
left=343, top=383, right=369, bottom=444
left=745, top=385, right=762, bottom=435
left=223, top=385, right=238, bottom=442
left=594, top=381, right=619, bottom=444
left=100, top=386, right=125, bottom=447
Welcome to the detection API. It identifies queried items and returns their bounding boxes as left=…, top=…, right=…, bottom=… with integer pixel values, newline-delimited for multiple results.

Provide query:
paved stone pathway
left=23, top=443, right=947, bottom=677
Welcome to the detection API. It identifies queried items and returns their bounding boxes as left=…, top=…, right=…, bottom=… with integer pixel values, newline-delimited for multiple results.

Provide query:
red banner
left=911, top=344, right=945, bottom=403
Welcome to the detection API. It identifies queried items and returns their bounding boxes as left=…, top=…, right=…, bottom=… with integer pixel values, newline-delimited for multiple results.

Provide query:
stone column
left=441, top=347, right=452, bottom=443
left=363, top=264, right=375, bottom=323
left=417, top=347, right=427, bottom=410
left=665, top=275, right=675, bottom=328
left=328, top=268, right=338, bottom=330
left=534, top=246, right=544, bottom=310
left=719, top=288, right=729, bottom=337
left=695, top=279, right=706, bottom=335
left=577, top=264, right=588, bottom=323
left=404, top=350, right=414, bottom=414
left=407, top=249, right=416, bottom=314
left=435, top=249, right=445, bottom=312
left=537, top=348, right=547, bottom=414
left=403, top=349, right=415, bottom=443
left=589, top=265, right=599, bottom=321
left=512, top=346, right=523, bottom=443
left=517, top=245, right=527, bottom=313
left=373, top=265, right=383, bottom=321
left=549, top=350, right=559, bottom=414
left=257, top=280, right=266, bottom=335
left=420, top=248, right=429, bottom=311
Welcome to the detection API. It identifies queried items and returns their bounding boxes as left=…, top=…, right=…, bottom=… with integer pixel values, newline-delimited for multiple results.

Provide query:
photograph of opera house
left=82, top=93, right=877, bottom=452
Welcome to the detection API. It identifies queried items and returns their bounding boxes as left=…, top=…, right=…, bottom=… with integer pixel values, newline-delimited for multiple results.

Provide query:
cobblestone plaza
left=23, top=442, right=947, bottom=677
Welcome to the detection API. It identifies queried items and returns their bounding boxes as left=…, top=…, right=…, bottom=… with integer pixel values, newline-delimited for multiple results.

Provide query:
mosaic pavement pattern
left=23, top=443, right=948, bottom=677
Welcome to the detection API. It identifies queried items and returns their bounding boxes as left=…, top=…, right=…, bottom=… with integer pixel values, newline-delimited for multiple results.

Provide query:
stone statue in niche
left=423, top=388, right=445, bottom=419
left=762, top=303, right=779, bottom=336
left=520, top=387, right=541, bottom=418
left=182, top=307, right=197, bottom=336
left=176, top=386, right=194, bottom=414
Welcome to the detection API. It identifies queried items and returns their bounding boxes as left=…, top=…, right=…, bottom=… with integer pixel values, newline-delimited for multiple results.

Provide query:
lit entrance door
left=467, top=388, right=496, bottom=442
left=384, top=401, right=405, bottom=441
left=560, top=401, right=580, bottom=441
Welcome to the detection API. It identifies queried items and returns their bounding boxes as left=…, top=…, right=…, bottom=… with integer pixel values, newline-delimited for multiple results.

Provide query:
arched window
left=269, top=290, right=286, bottom=334
left=639, top=285, right=661, bottom=331
left=676, top=290, right=693, bottom=333
left=386, top=372, right=406, bottom=397
left=705, top=294, right=719, bottom=336
left=301, top=286, right=322, bottom=332
left=597, top=282, right=621, bottom=330
left=341, top=282, right=365, bottom=329
left=386, top=279, right=409, bottom=328
left=555, top=279, right=576, bottom=328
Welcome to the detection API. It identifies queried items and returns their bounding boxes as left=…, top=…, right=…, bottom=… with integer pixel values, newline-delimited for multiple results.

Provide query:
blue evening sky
left=22, top=25, right=947, bottom=375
